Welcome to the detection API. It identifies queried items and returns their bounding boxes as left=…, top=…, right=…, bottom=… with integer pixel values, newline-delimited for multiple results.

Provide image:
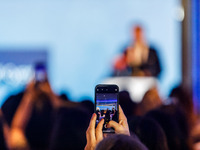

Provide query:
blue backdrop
left=0, top=0, right=182, bottom=106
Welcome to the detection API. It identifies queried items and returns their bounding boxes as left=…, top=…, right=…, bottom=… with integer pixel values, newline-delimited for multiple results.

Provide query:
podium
left=102, top=77, right=158, bottom=103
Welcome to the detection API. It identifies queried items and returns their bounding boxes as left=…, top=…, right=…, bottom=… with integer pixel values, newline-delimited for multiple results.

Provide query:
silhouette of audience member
left=119, top=91, right=138, bottom=117
left=2, top=92, right=24, bottom=126
left=59, top=92, right=70, bottom=102
left=81, top=100, right=94, bottom=116
left=111, top=108, right=115, bottom=114
left=169, top=85, right=197, bottom=129
left=137, top=88, right=162, bottom=116
left=146, top=106, right=192, bottom=150
left=129, top=116, right=169, bottom=150
left=50, top=106, right=90, bottom=150
left=169, top=85, right=200, bottom=149
left=104, top=108, right=111, bottom=123
left=25, top=92, right=54, bottom=150
left=96, top=134, right=148, bottom=150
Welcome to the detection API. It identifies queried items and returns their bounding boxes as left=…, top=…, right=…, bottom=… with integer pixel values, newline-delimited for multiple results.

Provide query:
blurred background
left=1, top=0, right=200, bottom=150
left=0, top=0, right=198, bottom=111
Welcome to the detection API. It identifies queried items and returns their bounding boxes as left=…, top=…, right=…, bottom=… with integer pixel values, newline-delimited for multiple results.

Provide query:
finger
left=107, top=120, right=130, bottom=136
left=106, top=120, right=120, bottom=129
left=26, top=80, right=35, bottom=91
left=119, top=105, right=128, bottom=127
left=89, top=113, right=97, bottom=129
left=119, top=120, right=123, bottom=125
left=96, top=119, right=104, bottom=143
left=119, top=105, right=126, bottom=121
left=86, top=113, right=97, bottom=140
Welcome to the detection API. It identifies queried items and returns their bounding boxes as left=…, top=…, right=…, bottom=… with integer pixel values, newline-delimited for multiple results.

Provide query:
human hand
left=85, top=113, right=104, bottom=150
left=107, top=105, right=130, bottom=136
left=9, top=128, right=29, bottom=150
left=36, top=80, right=54, bottom=95
left=25, top=80, right=35, bottom=93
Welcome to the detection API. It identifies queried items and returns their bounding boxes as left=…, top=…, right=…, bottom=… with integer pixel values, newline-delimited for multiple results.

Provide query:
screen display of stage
left=95, top=93, right=118, bottom=133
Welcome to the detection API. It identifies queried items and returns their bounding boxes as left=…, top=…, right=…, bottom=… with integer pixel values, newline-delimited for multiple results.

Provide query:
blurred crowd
left=0, top=78, right=200, bottom=150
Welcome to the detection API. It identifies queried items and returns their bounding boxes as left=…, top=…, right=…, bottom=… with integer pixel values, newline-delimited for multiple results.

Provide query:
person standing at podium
left=113, top=25, right=161, bottom=77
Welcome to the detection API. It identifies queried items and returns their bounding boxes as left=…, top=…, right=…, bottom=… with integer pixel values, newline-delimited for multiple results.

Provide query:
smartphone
left=34, top=62, right=47, bottom=82
left=95, top=84, right=119, bottom=133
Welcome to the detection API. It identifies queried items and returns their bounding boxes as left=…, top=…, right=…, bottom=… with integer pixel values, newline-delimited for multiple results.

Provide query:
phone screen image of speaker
left=95, top=93, right=118, bottom=132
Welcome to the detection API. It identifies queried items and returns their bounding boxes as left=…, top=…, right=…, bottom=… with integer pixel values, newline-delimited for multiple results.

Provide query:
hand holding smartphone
left=95, top=84, right=119, bottom=133
left=85, top=90, right=130, bottom=150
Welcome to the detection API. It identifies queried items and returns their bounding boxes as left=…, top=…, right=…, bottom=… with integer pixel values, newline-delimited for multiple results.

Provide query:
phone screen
left=95, top=84, right=119, bottom=133
left=34, top=63, right=47, bottom=82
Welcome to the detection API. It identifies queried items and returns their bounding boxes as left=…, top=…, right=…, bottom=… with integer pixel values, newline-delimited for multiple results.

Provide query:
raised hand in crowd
left=85, top=105, right=130, bottom=150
